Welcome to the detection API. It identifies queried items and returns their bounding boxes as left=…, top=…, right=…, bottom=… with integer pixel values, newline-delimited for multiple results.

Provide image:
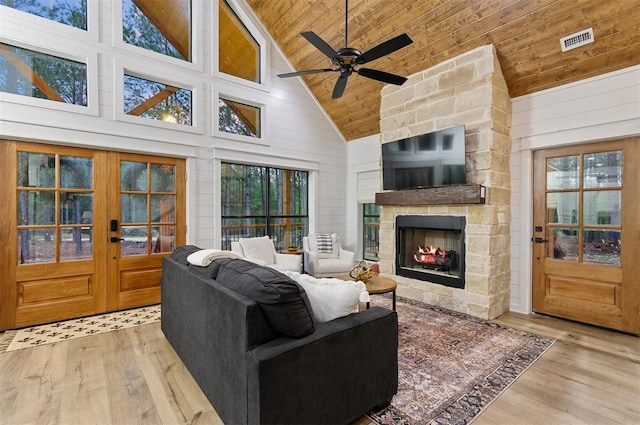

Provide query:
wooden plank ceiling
left=246, top=0, right=640, bottom=141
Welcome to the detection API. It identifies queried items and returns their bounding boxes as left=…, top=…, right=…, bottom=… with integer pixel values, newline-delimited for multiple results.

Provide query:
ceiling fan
left=277, top=0, right=413, bottom=99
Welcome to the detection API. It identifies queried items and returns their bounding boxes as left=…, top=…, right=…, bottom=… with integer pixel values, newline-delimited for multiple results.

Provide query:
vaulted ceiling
left=246, top=0, right=640, bottom=141
left=139, top=0, right=640, bottom=142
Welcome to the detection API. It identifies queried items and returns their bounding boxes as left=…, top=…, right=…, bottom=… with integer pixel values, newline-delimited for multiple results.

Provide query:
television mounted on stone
left=382, top=125, right=466, bottom=190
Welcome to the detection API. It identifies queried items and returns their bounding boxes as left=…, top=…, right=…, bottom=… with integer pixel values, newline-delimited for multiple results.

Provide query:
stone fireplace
left=376, top=45, right=512, bottom=320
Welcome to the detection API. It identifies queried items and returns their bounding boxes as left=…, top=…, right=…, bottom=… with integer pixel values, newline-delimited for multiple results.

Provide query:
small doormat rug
left=368, top=297, right=555, bottom=425
left=1, top=305, right=160, bottom=353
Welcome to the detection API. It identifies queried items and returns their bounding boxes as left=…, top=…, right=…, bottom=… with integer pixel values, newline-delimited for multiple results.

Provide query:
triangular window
left=218, top=0, right=260, bottom=83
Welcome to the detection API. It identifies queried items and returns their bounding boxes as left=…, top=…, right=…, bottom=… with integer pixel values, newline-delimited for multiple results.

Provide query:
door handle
left=110, top=237, right=125, bottom=243
left=533, top=237, right=548, bottom=243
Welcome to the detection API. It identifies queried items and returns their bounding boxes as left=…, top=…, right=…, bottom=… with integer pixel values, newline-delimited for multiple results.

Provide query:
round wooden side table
left=336, top=274, right=397, bottom=311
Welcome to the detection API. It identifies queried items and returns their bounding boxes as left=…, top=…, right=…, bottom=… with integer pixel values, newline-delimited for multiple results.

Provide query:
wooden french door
left=0, top=141, right=185, bottom=330
left=532, top=138, right=639, bottom=334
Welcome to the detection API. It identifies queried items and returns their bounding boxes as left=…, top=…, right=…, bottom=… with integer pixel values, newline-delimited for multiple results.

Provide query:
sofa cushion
left=239, top=236, right=275, bottom=264
left=284, top=271, right=370, bottom=323
left=214, top=258, right=314, bottom=338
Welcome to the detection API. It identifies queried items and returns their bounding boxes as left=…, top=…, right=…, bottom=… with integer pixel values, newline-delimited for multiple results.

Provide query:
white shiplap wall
left=347, top=65, right=640, bottom=313
left=0, top=0, right=348, bottom=249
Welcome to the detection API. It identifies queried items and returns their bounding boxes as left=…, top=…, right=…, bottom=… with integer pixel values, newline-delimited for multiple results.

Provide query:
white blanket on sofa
left=187, top=249, right=241, bottom=267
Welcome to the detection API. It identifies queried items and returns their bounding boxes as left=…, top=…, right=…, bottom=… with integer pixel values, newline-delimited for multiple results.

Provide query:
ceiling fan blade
left=301, top=31, right=339, bottom=60
left=357, top=68, right=408, bottom=85
left=332, top=73, right=349, bottom=99
left=278, top=68, right=334, bottom=78
left=359, top=33, right=413, bottom=64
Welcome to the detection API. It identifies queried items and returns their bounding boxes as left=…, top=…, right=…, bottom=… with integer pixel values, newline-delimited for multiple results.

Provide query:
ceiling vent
left=560, top=27, right=594, bottom=52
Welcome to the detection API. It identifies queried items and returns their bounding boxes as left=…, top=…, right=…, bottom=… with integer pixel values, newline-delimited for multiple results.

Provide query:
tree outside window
left=221, top=163, right=308, bottom=251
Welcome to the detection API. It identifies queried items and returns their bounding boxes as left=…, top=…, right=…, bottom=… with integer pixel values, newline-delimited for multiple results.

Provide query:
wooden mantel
left=375, top=184, right=486, bottom=206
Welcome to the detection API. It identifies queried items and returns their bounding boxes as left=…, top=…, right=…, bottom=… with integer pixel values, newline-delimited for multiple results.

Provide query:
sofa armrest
left=246, top=307, right=398, bottom=425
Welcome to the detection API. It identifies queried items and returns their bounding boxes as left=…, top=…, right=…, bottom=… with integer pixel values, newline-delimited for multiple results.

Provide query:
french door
left=0, top=141, right=185, bottom=330
left=532, top=138, right=639, bottom=334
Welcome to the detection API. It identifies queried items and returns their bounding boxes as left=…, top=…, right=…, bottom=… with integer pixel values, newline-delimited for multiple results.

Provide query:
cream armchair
left=303, top=233, right=356, bottom=277
left=230, top=236, right=302, bottom=273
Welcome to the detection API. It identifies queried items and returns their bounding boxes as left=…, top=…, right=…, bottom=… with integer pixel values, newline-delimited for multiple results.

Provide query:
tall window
left=0, top=43, right=87, bottom=106
left=122, top=0, right=191, bottom=61
left=218, top=0, right=260, bottom=83
left=221, top=163, right=308, bottom=251
left=363, top=203, right=380, bottom=261
left=0, top=0, right=87, bottom=29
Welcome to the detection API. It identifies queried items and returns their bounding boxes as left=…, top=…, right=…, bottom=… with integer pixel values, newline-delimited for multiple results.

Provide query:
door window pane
left=60, top=227, right=92, bottom=261
left=546, top=192, right=578, bottom=224
left=17, top=152, right=55, bottom=187
left=0, top=0, right=87, bottom=30
left=583, top=190, right=621, bottom=226
left=0, top=43, right=87, bottom=106
left=17, top=191, right=55, bottom=225
left=548, top=228, right=578, bottom=261
left=583, top=151, right=622, bottom=188
left=151, top=195, right=175, bottom=222
left=120, top=225, right=148, bottom=257
left=60, top=156, right=92, bottom=189
left=122, top=0, right=191, bottom=61
left=583, top=230, right=621, bottom=266
left=18, top=228, right=56, bottom=264
left=121, top=161, right=147, bottom=191
left=124, top=74, right=192, bottom=126
left=546, top=155, right=579, bottom=190
left=121, top=194, right=148, bottom=223
left=150, top=164, right=175, bottom=192
left=152, top=225, right=175, bottom=253
left=60, top=193, right=92, bottom=225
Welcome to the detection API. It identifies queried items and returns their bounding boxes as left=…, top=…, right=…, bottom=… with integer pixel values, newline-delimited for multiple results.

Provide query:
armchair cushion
left=239, top=236, right=275, bottom=264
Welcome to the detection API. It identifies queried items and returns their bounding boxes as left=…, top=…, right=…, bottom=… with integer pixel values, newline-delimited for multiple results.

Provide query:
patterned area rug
left=368, top=297, right=555, bottom=425
left=0, top=305, right=160, bottom=353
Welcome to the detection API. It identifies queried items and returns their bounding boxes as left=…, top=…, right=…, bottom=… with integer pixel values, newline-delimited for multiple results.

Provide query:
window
left=1, top=0, right=87, bottom=29
left=122, top=0, right=191, bottom=61
left=221, top=163, right=308, bottom=251
left=218, top=0, right=260, bottom=83
left=0, top=42, right=87, bottom=106
left=219, top=97, right=260, bottom=137
left=123, top=73, right=192, bottom=126
left=363, top=203, right=380, bottom=261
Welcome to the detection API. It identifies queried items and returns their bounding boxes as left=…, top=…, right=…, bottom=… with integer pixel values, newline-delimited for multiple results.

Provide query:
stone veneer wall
left=378, top=45, right=512, bottom=319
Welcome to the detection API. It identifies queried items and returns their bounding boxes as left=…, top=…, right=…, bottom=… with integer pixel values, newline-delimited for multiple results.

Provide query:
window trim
left=114, top=60, right=202, bottom=134
left=112, top=0, right=203, bottom=72
left=213, top=0, right=270, bottom=92
left=0, top=37, right=98, bottom=116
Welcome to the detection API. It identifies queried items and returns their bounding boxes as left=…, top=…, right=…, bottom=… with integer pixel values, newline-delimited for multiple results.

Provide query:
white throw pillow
left=239, top=236, right=275, bottom=265
left=309, top=233, right=340, bottom=259
left=284, top=271, right=370, bottom=323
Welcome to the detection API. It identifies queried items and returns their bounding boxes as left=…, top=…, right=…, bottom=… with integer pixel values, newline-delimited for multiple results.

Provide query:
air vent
left=560, top=27, right=594, bottom=52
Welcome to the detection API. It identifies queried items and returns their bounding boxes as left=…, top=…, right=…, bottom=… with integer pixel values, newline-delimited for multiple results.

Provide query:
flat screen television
left=382, top=125, right=466, bottom=190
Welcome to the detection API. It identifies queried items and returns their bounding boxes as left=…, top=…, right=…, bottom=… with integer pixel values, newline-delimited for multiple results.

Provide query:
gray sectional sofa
left=161, top=245, right=399, bottom=425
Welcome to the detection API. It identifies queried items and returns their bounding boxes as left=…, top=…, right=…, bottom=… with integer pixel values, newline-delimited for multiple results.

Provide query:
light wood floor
left=0, top=312, right=638, bottom=425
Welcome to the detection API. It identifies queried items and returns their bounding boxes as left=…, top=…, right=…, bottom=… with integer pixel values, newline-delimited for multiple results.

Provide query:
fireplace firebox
left=396, top=215, right=465, bottom=289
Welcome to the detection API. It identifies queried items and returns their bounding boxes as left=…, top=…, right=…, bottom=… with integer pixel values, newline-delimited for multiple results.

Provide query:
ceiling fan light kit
left=278, top=0, right=413, bottom=99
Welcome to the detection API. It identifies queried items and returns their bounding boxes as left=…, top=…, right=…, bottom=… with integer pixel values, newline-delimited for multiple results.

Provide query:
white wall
left=347, top=65, right=640, bottom=313
left=0, top=0, right=348, bottom=249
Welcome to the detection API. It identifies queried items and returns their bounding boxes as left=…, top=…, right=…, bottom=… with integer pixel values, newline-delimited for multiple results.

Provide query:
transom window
left=218, top=0, right=260, bottom=83
left=219, top=97, right=261, bottom=137
left=0, top=43, right=87, bottom=106
left=221, top=163, right=308, bottom=251
left=123, top=73, right=192, bottom=126
left=122, top=0, right=191, bottom=61
left=0, top=0, right=87, bottom=29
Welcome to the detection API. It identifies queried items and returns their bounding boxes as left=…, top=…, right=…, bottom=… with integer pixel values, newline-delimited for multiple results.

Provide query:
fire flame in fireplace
left=413, top=245, right=448, bottom=266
